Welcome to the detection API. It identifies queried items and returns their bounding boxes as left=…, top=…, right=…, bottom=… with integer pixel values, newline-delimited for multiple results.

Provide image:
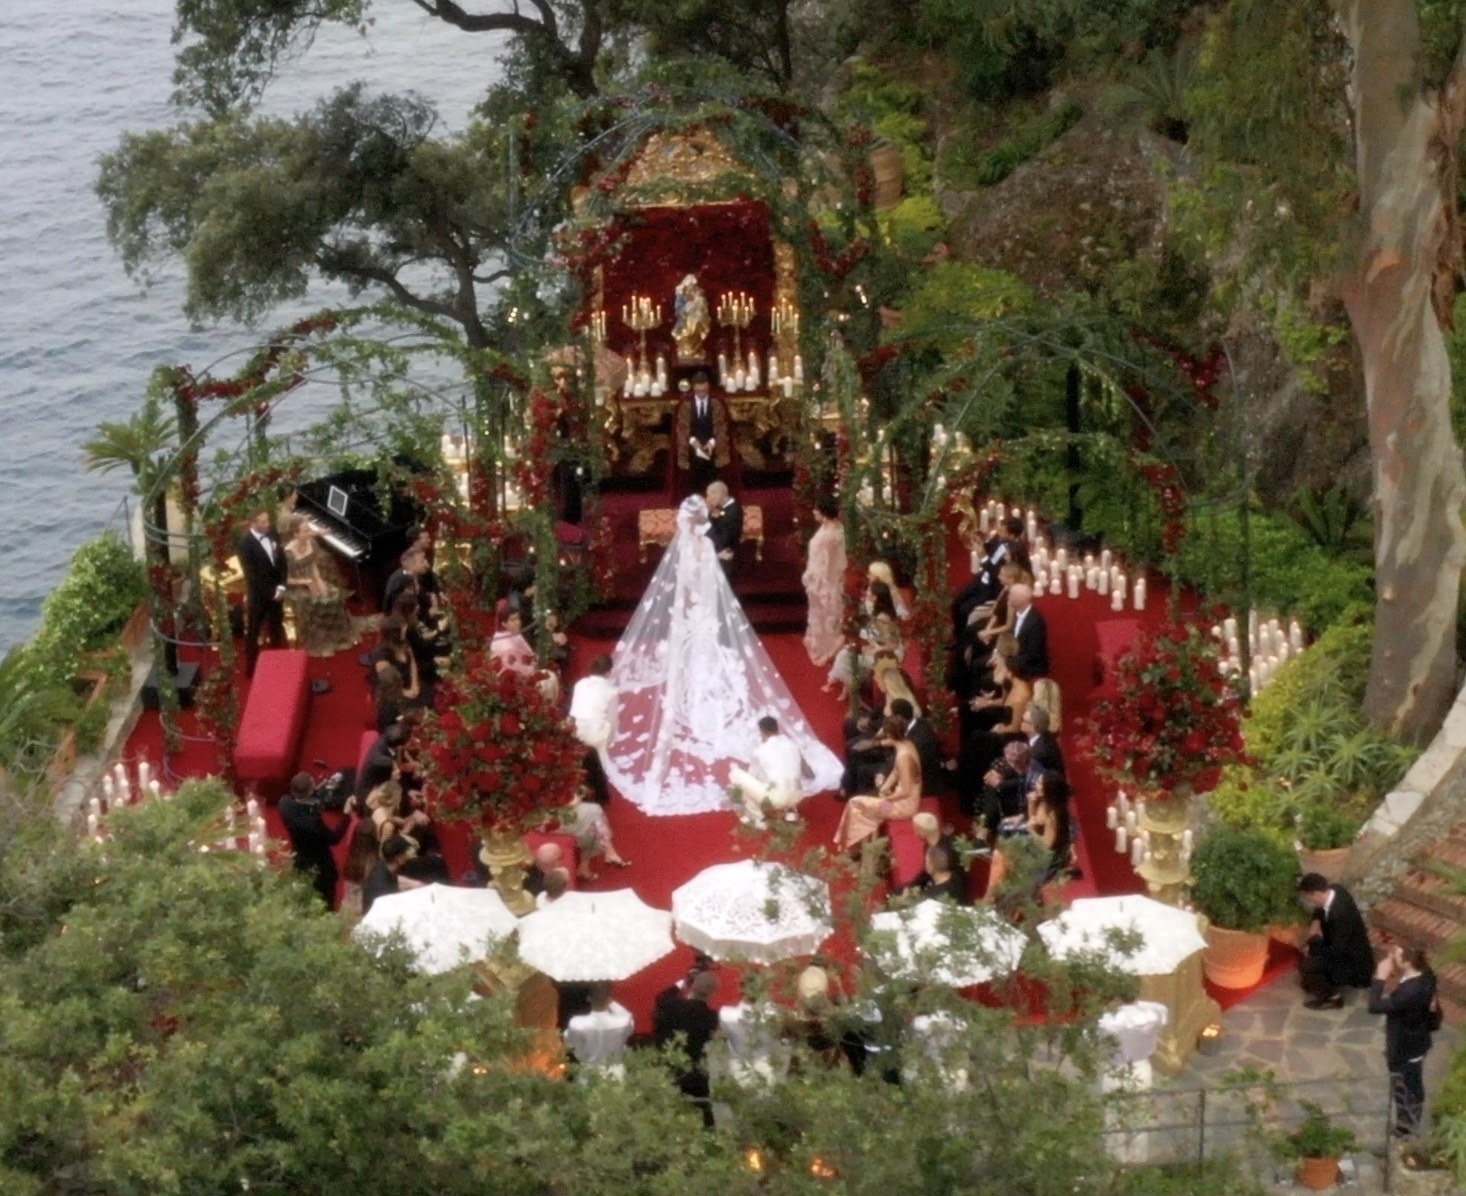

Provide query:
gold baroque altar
left=600, top=390, right=800, bottom=476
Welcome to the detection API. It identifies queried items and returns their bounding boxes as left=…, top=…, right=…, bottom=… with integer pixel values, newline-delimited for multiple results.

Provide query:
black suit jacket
left=238, top=530, right=287, bottom=612
left=278, top=796, right=349, bottom=875
left=355, top=734, right=396, bottom=800
left=1011, top=605, right=1049, bottom=680
left=1369, top=973, right=1437, bottom=1067
left=708, top=499, right=743, bottom=557
left=1311, top=884, right=1375, bottom=989
left=1029, top=732, right=1066, bottom=777
left=906, top=717, right=948, bottom=795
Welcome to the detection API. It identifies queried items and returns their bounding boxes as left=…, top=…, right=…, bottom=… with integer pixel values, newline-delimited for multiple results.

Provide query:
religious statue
left=672, top=274, right=711, bottom=362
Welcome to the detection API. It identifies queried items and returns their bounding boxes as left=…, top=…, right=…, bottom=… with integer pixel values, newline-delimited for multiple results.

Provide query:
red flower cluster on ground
left=1087, top=621, right=1245, bottom=794
left=418, top=653, right=586, bottom=833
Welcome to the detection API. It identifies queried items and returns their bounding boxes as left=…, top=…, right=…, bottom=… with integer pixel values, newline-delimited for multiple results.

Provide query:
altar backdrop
left=601, top=201, right=776, bottom=371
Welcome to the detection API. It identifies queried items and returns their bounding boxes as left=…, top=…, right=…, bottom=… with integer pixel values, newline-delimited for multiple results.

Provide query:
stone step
left=1419, top=837, right=1466, bottom=872
left=1368, top=896, right=1460, bottom=951
left=1392, top=867, right=1466, bottom=923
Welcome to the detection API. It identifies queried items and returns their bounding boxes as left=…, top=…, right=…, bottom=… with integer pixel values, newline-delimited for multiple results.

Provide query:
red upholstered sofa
left=233, top=649, right=310, bottom=797
left=886, top=796, right=944, bottom=889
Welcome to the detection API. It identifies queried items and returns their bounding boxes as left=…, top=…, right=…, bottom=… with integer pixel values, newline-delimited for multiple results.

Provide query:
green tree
left=1189, top=0, right=1466, bottom=742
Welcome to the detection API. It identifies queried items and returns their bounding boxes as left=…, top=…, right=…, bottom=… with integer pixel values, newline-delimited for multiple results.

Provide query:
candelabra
left=589, top=307, right=607, bottom=344
left=771, top=296, right=799, bottom=340
left=621, top=294, right=660, bottom=381
left=717, top=291, right=755, bottom=377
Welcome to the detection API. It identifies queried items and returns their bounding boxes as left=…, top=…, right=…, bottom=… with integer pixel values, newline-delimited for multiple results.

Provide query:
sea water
left=0, top=0, right=503, bottom=652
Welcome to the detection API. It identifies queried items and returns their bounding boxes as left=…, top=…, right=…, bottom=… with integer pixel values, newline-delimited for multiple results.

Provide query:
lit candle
left=979, top=508, right=990, bottom=535
left=1035, top=570, right=1048, bottom=591
left=1223, top=616, right=1237, bottom=641
left=138, top=761, right=152, bottom=792
left=86, top=812, right=99, bottom=835
left=1110, top=588, right=1124, bottom=612
left=1130, top=837, right=1145, bottom=867
left=793, top=355, right=804, bottom=382
left=246, top=797, right=259, bottom=819
left=1055, top=548, right=1068, bottom=572
left=1181, top=829, right=1194, bottom=854
left=1048, top=573, right=1061, bottom=596
left=1136, top=799, right=1146, bottom=822
left=1134, top=578, right=1147, bottom=610
left=89, top=796, right=102, bottom=818
left=1067, top=568, right=1080, bottom=599
left=1249, top=664, right=1261, bottom=692
left=1227, top=634, right=1239, bottom=658
left=1290, top=620, right=1304, bottom=653
left=1086, top=567, right=1099, bottom=591
left=102, top=773, right=115, bottom=803
left=1026, top=516, right=1038, bottom=542
left=1116, top=825, right=1128, bottom=853
left=1124, top=810, right=1137, bottom=834
left=1117, top=793, right=1131, bottom=818
left=718, top=352, right=729, bottom=379
left=1097, top=570, right=1110, bottom=596
left=1106, top=806, right=1118, bottom=830
left=1100, top=548, right=1112, bottom=570
left=150, top=780, right=163, bottom=799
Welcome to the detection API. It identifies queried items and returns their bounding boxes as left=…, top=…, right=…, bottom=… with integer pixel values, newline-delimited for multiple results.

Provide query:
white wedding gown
left=605, top=495, right=844, bottom=816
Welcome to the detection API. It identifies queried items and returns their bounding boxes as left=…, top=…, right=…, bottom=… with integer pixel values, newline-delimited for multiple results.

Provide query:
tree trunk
left=1339, top=0, right=1466, bottom=742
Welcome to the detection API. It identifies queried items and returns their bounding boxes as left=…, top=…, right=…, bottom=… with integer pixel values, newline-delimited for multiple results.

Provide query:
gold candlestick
left=621, top=294, right=661, bottom=380
left=717, top=291, right=755, bottom=374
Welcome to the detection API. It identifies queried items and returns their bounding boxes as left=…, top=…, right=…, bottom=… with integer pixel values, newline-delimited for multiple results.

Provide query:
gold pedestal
left=480, top=833, right=535, bottom=917
left=1139, top=950, right=1222, bottom=1076
left=1135, top=794, right=1192, bottom=906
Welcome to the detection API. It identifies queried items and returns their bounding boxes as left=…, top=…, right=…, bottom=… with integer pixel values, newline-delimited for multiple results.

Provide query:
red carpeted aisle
left=119, top=520, right=1277, bottom=1033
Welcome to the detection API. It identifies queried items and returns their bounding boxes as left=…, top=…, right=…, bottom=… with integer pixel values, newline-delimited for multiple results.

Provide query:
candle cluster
left=1104, top=792, right=1194, bottom=868
left=973, top=499, right=1148, bottom=613
left=1211, top=613, right=1305, bottom=693
left=89, top=760, right=167, bottom=840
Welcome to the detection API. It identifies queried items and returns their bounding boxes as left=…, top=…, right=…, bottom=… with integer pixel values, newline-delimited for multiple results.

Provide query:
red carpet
left=118, top=518, right=1239, bottom=1034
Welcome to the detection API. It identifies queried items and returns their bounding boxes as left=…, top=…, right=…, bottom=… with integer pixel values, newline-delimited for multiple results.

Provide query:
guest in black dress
left=1368, top=945, right=1438, bottom=1138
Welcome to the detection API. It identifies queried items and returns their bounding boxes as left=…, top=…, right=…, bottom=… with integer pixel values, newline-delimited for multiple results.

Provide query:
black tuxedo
left=654, top=986, right=720, bottom=1125
left=674, top=392, right=730, bottom=497
left=237, top=528, right=287, bottom=672
left=1300, top=883, right=1375, bottom=1002
left=707, top=498, right=743, bottom=576
left=278, top=794, right=350, bottom=909
left=906, top=716, right=949, bottom=796
left=1010, top=604, right=1050, bottom=681
left=1029, top=731, right=1066, bottom=777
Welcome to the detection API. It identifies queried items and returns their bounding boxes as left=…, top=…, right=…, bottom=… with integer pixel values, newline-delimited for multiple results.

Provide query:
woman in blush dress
left=801, top=495, right=847, bottom=667
left=834, top=715, right=923, bottom=854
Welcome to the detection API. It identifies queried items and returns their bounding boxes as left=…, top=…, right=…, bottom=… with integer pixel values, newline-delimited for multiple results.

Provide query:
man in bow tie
left=237, top=509, right=288, bottom=674
left=673, top=371, right=730, bottom=497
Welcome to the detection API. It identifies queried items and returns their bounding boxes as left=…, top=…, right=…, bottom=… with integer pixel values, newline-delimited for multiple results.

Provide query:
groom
left=705, top=481, right=743, bottom=579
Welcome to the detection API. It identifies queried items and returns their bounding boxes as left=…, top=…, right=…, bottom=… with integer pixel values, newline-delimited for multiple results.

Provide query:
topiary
left=1191, top=825, right=1300, bottom=933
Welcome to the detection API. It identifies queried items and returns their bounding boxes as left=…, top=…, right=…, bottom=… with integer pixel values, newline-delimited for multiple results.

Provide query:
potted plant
left=1273, top=1100, right=1357, bottom=1191
left=1190, top=825, right=1300, bottom=988
left=1294, top=793, right=1362, bottom=883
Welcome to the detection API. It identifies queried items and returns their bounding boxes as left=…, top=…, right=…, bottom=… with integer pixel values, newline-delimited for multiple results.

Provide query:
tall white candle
left=1124, top=811, right=1137, bottom=834
left=86, top=812, right=99, bottom=835
left=150, top=780, right=164, bottom=800
left=89, top=796, right=102, bottom=818
left=1067, top=568, right=1080, bottom=599
left=1136, top=798, right=1147, bottom=822
left=246, top=798, right=260, bottom=820
left=1181, top=829, right=1194, bottom=853
left=793, top=355, right=804, bottom=382
left=1134, top=577, right=1147, bottom=610
left=1130, top=837, right=1145, bottom=867
left=1110, top=589, right=1124, bottom=612
left=1106, top=806, right=1118, bottom=830
left=1100, top=548, right=1112, bottom=570
left=1116, top=825, right=1128, bottom=853
left=102, top=773, right=115, bottom=802
left=1097, top=570, right=1110, bottom=596
left=1289, top=620, right=1304, bottom=653
left=979, top=508, right=990, bottom=535
left=1049, top=573, right=1062, bottom=596
left=1055, top=548, right=1068, bottom=571
left=1086, top=567, right=1099, bottom=591
left=138, top=761, right=152, bottom=792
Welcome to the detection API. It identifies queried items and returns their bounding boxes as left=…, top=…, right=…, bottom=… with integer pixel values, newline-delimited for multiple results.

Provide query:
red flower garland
left=419, top=654, right=586, bottom=833
left=1086, top=621, right=1245, bottom=794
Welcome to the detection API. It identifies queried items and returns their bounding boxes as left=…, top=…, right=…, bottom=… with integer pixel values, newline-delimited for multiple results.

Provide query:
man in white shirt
left=564, top=981, right=635, bottom=1077
left=729, top=716, right=805, bottom=827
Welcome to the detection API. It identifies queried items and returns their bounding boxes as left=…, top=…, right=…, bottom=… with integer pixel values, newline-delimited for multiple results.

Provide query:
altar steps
left=1368, top=828, right=1466, bottom=1022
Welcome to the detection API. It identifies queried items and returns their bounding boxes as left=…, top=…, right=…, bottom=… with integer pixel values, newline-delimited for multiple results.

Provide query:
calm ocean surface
left=0, top=0, right=501, bottom=653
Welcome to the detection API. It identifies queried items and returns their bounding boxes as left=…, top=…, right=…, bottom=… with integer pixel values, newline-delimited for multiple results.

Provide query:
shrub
left=1191, top=825, right=1300, bottom=933
left=1207, top=764, right=1292, bottom=836
left=1245, top=616, right=1373, bottom=765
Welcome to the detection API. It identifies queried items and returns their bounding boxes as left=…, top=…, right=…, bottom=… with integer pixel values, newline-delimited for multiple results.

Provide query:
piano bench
left=636, top=505, right=764, bottom=562
left=233, top=649, right=311, bottom=798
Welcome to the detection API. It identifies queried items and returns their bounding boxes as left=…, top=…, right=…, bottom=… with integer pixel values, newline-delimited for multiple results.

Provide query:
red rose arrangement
left=1087, top=620, right=1245, bottom=794
left=419, top=652, right=586, bottom=833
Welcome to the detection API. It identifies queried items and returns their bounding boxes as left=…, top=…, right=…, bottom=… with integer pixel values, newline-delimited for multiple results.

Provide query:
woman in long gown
left=802, top=496, right=847, bottom=667
left=605, top=494, right=843, bottom=816
left=834, top=715, right=923, bottom=853
left=283, top=513, right=355, bottom=656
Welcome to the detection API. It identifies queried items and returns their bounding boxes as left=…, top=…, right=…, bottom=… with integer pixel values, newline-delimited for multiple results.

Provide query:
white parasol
left=671, top=859, right=832, bottom=964
left=868, top=899, right=1028, bottom=987
left=352, top=883, right=518, bottom=975
left=516, top=888, right=675, bottom=982
left=1038, top=895, right=1207, bottom=976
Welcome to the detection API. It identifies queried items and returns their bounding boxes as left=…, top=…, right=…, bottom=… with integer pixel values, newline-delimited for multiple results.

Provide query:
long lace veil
left=605, top=495, right=844, bottom=816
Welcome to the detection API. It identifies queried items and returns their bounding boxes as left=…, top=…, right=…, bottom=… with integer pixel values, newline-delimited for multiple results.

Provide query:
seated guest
left=728, top=716, right=805, bottom=827
left=361, top=834, right=421, bottom=914
left=355, top=723, right=409, bottom=800
left=951, top=515, right=1027, bottom=634
left=889, top=697, right=950, bottom=797
left=834, top=716, right=923, bottom=854
left=536, top=867, right=571, bottom=910
left=867, top=559, right=910, bottom=619
left=1009, top=582, right=1049, bottom=681
left=917, top=844, right=970, bottom=905
left=564, top=982, right=634, bottom=1076
left=839, top=702, right=891, bottom=800
left=873, top=655, right=921, bottom=717
left=957, top=636, right=1029, bottom=801
left=1024, top=703, right=1065, bottom=777
left=372, top=661, right=408, bottom=733
left=390, top=591, right=442, bottom=706
left=897, top=812, right=958, bottom=894
left=526, top=842, right=564, bottom=896
left=373, top=616, right=422, bottom=708
left=826, top=579, right=903, bottom=700
left=561, top=785, right=630, bottom=879
left=1027, top=771, right=1075, bottom=889
left=975, top=740, right=1031, bottom=844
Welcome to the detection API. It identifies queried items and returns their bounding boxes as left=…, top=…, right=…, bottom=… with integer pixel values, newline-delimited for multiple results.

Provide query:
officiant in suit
left=706, top=480, right=743, bottom=579
left=238, top=509, right=288, bottom=674
left=673, top=372, right=731, bottom=498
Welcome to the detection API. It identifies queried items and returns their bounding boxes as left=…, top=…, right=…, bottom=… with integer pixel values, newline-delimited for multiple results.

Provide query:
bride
left=605, top=494, right=843, bottom=816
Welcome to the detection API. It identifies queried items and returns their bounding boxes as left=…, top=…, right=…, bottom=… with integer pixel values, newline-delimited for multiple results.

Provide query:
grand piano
left=295, top=468, right=420, bottom=609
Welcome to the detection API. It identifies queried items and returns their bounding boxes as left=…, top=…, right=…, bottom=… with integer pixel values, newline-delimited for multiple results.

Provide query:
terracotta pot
left=1295, top=1156, right=1341, bottom=1191
left=1202, top=923, right=1271, bottom=989
left=868, top=142, right=904, bottom=210
left=1297, top=845, right=1351, bottom=885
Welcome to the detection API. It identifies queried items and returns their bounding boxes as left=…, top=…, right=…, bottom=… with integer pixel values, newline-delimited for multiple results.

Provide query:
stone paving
left=1146, top=976, right=1461, bottom=1193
